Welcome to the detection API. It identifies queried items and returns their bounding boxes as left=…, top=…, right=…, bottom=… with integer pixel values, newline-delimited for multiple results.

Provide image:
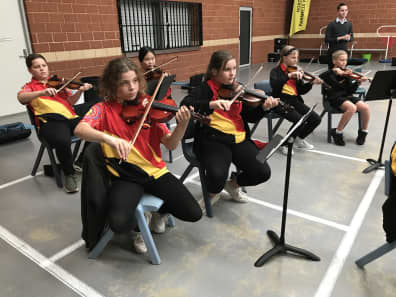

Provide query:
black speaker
left=274, top=38, right=288, bottom=53
left=392, top=57, right=396, bottom=66
left=268, top=52, right=280, bottom=63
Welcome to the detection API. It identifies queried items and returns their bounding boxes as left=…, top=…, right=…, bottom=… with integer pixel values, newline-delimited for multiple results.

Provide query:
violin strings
left=55, top=72, right=82, bottom=93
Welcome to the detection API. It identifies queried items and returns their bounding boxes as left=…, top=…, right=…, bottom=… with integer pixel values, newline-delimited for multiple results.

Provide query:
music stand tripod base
left=254, top=230, right=320, bottom=267
left=362, top=158, right=384, bottom=174
left=255, top=138, right=320, bottom=267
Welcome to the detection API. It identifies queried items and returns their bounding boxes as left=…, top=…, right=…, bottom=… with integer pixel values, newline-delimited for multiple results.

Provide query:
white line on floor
left=0, top=225, right=104, bottom=297
left=47, top=239, right=85, bottom=264
left=248, top=197, right=350, bottom=232
left=184, top=178, right=350, bottom=231
left=313, top=169, right=384, bottom=297
left=308, top=149, right=367, bottom=163
left=0, top=171, right=43, bottom=190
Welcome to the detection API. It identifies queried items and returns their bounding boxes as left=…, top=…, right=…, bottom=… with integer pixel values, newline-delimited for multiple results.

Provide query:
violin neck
left=243, top=88, right=267, bottom=101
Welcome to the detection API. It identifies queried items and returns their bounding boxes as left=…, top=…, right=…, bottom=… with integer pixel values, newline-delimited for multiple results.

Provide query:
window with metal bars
left=118, top=0, right=202, bottom=53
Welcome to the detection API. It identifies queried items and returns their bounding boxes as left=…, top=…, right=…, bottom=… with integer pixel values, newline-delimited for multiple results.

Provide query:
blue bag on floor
left=0, top=122, right=32, bottom=144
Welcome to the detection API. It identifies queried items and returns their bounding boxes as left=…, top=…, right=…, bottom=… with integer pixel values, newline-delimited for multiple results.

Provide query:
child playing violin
left=74, top=58, right=202, bottom=253
left=181, top=50, right=278, bottom=203
left=319, top=50, right=370, bottom=146
left=270, top=46, right=322, bottom=155
left=17, top=53, right=93, bottom=193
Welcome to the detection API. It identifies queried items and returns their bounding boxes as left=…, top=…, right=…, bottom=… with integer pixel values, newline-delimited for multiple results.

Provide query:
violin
left=120, top=95, right=210, bottom=125
left=335, top=68, right=372, bottom=82
left=143, top=56, right=178, bottom=81
left=217, top=82, right=294, bottom=112
left=287, top=66, right=331, bottom=89
left=47, top=74, right=83, bottom=90
left=119, top=73, right=166, bottom=164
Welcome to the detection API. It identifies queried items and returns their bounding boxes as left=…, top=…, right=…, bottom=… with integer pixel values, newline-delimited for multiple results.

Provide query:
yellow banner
left=289, top=0, right=311, bottom=36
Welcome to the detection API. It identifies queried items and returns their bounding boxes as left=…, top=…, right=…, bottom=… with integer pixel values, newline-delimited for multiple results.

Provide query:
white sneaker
left=295, top=137, right=314, bottom=150
left=224, top=180, right=249, bottom=203
left=280, top=146, right=294, bottom=156
left=150, top=212, right=166, bottom=234
left=133, top=233, right=147, bottom=254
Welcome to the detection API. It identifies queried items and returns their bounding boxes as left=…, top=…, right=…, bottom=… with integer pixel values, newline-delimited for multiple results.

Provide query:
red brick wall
left=290, top=0, right=396, bottom=60
left=24, top=0, right=289, bottom=81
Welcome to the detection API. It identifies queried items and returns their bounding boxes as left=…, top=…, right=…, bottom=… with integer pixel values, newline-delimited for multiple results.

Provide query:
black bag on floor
left=0, top=122, right=31, bottom=144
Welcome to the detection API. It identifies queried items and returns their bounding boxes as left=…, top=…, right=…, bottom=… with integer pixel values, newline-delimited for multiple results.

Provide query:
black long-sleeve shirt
left=180, top=80, right=267, bottom=150
left=325, top=20, right=354, bottom=52
left=319, top=69, right=359, bottom=101
left=269, top=65, right=313, bottom=100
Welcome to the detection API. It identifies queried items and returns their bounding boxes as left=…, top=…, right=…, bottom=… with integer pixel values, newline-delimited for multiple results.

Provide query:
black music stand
left=146, top=75, right=176, bottom=100
left=254, top=105, right=321, bottom=267
left=362, top=70, right=396, bottom=174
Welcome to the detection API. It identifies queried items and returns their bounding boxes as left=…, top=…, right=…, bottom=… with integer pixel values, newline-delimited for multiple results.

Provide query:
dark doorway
left=239, top=7, right=252, bottom=66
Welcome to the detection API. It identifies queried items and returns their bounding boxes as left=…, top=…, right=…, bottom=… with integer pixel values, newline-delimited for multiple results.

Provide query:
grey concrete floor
left=1, top=61, right=396, bottom=297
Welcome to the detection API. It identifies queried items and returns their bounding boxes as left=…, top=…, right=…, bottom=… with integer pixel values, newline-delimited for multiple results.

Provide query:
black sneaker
left=331, top=128, right=345, bottom=146
left=356, top=130, right=368, bottom=145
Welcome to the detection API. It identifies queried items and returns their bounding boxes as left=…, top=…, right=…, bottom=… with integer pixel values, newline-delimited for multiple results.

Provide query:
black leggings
left=108, top=173, right=202, bottom=233
left=199, top=137, right=271, bottom=194
left=274, top=97, right=321, bottom=139
left=38, top=102, right=93, bottom=175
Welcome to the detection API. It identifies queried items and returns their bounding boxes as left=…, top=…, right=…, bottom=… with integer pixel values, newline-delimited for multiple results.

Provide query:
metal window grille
left=118, top=0, right=202, bottom=53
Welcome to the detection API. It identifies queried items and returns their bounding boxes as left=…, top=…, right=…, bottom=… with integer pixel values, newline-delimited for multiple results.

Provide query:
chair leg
left=319, top=110, right=326, bottom=119
left=72, top=140, right=82, bottom=161
left=136, top=204, right=161, bottom=265
left=168, top=149, right=173, bottom=163
left=31, top=144, right=45, bottom=176
left=267, top=114, right=273, bottom=141
left=327, top=113, right=332, bottom=143
left=88, top=228, right=114, bottom=259
left=355, top=241, right=396, bottom=269
left=47, top=148, right=63, bottom=188
left=199, top=166, right=213, bottom=218
left=250, top=121, right=260, bottom=136
left=179, top=164, right=194, bottom=183
left=272, top=118, right=284, bottom=135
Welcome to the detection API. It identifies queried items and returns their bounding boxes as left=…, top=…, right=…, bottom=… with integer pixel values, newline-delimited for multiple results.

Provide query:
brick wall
left=24, top=0, right=289, bottom=81
left=290, top=0, right=396, bottom=60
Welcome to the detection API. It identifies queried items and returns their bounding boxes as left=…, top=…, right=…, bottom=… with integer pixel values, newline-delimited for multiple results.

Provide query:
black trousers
left=274, top=97, right=321, bottom=139
left=108, top=173, right=202, bottom=233
left=199, top=136, right=271, bottom=194
left=38, top=102, right=93, bottom=175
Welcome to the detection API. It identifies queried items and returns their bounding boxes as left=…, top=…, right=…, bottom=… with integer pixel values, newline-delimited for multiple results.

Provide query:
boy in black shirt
left=320, top=50, right=370, bottom=146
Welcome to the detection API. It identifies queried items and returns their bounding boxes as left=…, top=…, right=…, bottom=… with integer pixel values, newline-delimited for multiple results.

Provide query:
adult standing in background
left=325, top=3, right=354, bottom=69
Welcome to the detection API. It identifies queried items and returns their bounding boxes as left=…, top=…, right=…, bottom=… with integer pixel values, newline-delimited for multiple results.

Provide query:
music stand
left=255, top=104, right=321, bottom=267
left=146, top=75, right=176, bottom=100
left=362, top=70, right=396, bottom=174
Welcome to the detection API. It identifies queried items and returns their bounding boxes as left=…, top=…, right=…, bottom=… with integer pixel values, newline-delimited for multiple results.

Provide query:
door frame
left=18, top=0, right=33, bottom=54
left=239, top=7, right=252, bottom=67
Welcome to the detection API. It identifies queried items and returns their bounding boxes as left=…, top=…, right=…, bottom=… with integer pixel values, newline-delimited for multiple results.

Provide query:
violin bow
left=143, top=56, right=178, bottom=75
left=229, top=64, right=264, bottom=104
left=55, top=72, right=82, bottom=93
left=119, top=72, right=166, bottom=164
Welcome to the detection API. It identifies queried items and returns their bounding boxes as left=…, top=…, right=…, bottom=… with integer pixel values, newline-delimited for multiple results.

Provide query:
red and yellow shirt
left=81, top=97, right=170, bottom=179
left=280, top=64, right=298, bottom=96
left=18, top=78, right=77, bottom=125
left=207, top=79, right=246, bottom=143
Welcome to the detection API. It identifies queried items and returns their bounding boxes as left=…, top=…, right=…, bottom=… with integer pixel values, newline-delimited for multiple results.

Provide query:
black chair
left=179, top=119, right=213, bottom=217
left=320, top=91, right=363, bottom=143
left=27, top=107, right=81, bottom=188
left=251, top=80, right=284, bottom=140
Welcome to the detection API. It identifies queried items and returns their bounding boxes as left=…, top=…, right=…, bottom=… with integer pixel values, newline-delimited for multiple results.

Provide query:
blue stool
left=88, top=194, right=175, bottom=265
